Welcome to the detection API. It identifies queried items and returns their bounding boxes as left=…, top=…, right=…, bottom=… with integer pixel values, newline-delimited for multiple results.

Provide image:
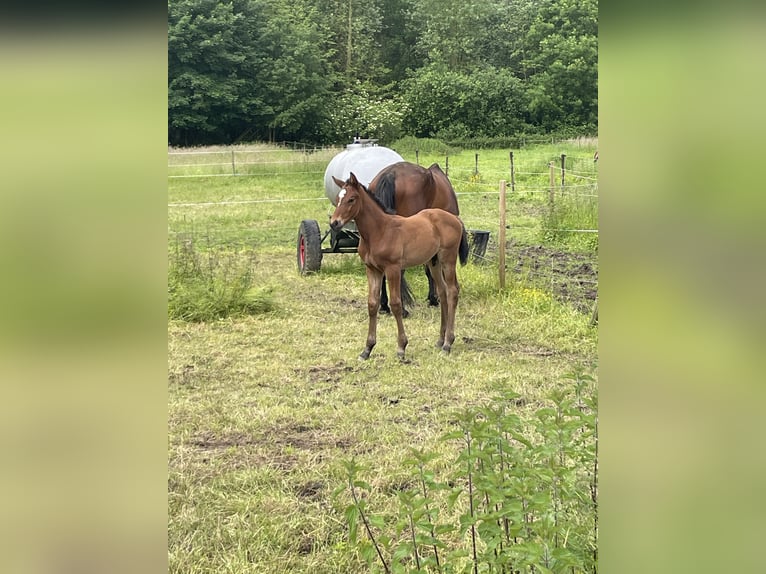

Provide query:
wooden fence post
left=560, top=153, right=566, bottom=189
left=499, top=180, right=507, bottom=289
left=232, top=150, right=236, bottom=175
left=445, top=154, right=449, bottom=176
left=510, top=151, right=516, bottom=192
left=549, top=162, right=556, bottom=210
left=474, top=153, right=479, bottom=176
left=415, top=149, right=419, bottom=165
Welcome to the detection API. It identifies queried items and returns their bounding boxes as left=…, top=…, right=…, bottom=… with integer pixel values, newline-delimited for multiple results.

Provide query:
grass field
left=168, top=141, right=598, bottom=573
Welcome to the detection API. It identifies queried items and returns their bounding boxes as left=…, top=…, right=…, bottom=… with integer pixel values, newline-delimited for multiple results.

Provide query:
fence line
left=168, top=193, right=598, bottom=209
left=168, top=160, right=329, bottom=168
left=168, top=145, right=340, bottom=156
left=168, top=170, right=326, bottom=179
left=169, top=197, right=326, bottom=207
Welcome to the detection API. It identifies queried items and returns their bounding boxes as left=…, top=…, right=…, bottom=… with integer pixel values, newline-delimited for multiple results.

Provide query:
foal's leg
left=360, top=267, right=383, bottom=360
left=380, top=272, right=410, bottom=318
left=385, top=266, right=409, bottom=359
left=428, top=260, right=449, bottom=350
left=440, top=260, right=460, bottom=354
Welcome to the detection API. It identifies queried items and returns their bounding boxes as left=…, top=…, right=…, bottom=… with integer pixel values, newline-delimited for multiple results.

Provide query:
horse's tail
left=372, top=170, right=397, bottom=214
left=400, top=272, right=415, bottom=309
left=459, top=224, right=470, bottom=266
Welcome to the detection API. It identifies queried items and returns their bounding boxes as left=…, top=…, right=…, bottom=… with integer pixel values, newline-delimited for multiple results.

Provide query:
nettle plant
left=337, top=369, right=597, bottom=574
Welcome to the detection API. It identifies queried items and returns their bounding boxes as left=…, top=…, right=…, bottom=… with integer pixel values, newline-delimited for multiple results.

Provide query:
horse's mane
left=359, top=181, right=396, bottom=215
left=371, top=170, right=398, bottom=213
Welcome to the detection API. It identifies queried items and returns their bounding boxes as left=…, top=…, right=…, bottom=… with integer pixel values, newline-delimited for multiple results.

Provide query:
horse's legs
left=440, top=261, right=460, bottom=354
left=428, top=260, right=449, bottom=350
left=379, top=274, right=390, bottom=314
left=361, top=267, right=383, bottom=360
left=381, top=272, right=410, bottom=318
left=424, top=265, right=439, bottom=306
left=385, top=266, right=408, bottom=359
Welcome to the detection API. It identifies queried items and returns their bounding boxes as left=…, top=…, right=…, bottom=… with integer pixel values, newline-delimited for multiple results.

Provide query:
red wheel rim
left=299, top=235, right=306, bottom=268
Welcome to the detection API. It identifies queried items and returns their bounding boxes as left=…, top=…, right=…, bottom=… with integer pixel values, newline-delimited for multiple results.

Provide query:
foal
left=331, top=172, right=467, bottom=360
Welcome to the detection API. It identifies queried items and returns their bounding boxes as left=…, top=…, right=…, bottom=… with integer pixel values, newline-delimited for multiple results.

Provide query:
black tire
left=297, top=219, right=323, bottom=274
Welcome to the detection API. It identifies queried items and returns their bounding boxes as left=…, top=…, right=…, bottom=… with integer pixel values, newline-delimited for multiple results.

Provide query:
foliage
left=326, top=83, right=410, bottom=144
left=167, top=0, right=598, bottom=145
left=338, top=369, right=598, bottom=573
left=411, top=0, right=503, bottom=72
left=401, top=65, right=531, bottom=138
left=168, top=0, right=334, bottom=145
left=388, top=136, right=459, bottom=156
left=168, top=232, right=275, bottom=321
left=522, top=0, right=598, bottom=131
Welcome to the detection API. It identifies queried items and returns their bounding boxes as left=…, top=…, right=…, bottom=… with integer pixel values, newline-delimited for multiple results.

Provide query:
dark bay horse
left=331, top=172, right=469, bottom=360
left=367, top=161, right=462, bottom=314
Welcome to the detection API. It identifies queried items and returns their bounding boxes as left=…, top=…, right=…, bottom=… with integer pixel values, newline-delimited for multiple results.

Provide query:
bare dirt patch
left=511, top=244, right=598, bottom=313
left=298, top=362, right=356, bottom=384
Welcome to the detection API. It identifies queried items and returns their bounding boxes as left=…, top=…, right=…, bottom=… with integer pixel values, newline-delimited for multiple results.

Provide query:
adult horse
left=367, top=161, right=463, bottom=314
left=331, top=172, right=469, bottom=360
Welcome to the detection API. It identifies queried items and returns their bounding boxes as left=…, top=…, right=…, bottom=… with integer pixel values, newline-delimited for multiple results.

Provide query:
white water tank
left=323, top=140, right=404, bottom=206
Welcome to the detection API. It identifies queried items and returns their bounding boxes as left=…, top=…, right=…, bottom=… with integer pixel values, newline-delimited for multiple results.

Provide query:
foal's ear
left=348, top=172, right=359, bottom=185
left=332, top=175, right=344, bottom=188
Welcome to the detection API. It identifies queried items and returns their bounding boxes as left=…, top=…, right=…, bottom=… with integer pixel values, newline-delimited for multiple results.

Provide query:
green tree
left=522, top=0, right=598, bottom=131
left=401, top=64, right=530, bottom=138
left=168, top=0, right=598, bottom=145
left=256, top=0, right=335, bottom=142
left=411, top=0, right=503, bottom=72
left=168, top=0, right=262, bottom=144
left=168, top=0, right=334, bottom=145
left=377, top=0, right=424, bottom=85
left=310, top=0, right=386, bottom=85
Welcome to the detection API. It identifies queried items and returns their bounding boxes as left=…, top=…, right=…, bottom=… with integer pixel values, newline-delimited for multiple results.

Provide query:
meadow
left=168, top=140, right=598, bottom=573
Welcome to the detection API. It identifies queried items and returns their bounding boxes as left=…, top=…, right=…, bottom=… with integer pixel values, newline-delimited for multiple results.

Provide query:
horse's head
left=330, top=172, right=364, bottom=230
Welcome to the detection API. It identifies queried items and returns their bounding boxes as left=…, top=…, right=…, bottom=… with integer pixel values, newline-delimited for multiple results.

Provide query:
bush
left=168, top=233, right=275, bottom=322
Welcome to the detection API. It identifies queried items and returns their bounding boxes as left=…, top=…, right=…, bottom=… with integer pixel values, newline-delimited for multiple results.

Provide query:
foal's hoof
left=427, top=297, right=439, bottom=307
left=441, top=346, right=452, bottom=355
left=359, top=350, right=371, bottom=360
left=402, top=308, right=410, bottom=319
left=379, top=307, right=391, bottom=315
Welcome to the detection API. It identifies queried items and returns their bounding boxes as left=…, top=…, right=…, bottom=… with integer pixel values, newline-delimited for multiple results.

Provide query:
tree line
left=168, top=0, right=597, bottom=146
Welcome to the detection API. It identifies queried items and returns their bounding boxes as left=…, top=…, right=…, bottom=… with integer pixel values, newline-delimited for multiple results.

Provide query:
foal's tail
left=459, top=225, right=470, bottom=266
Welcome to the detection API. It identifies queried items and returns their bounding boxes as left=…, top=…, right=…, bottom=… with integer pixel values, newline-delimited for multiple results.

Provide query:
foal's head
left=330, top=172, right=365, bottom=230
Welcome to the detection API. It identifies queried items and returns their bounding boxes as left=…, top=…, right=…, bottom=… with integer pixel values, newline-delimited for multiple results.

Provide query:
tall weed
left=338, top=369, right=598, bottom=573
left=168, top=232, right=275, bottom=321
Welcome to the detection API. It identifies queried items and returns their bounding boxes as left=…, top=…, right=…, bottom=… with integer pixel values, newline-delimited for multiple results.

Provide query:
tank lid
left=346, top=137, right=378, bottom=150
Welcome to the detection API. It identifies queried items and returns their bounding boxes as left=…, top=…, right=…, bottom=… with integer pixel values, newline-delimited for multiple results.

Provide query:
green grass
left=168, top=141, right=598, bottom=573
